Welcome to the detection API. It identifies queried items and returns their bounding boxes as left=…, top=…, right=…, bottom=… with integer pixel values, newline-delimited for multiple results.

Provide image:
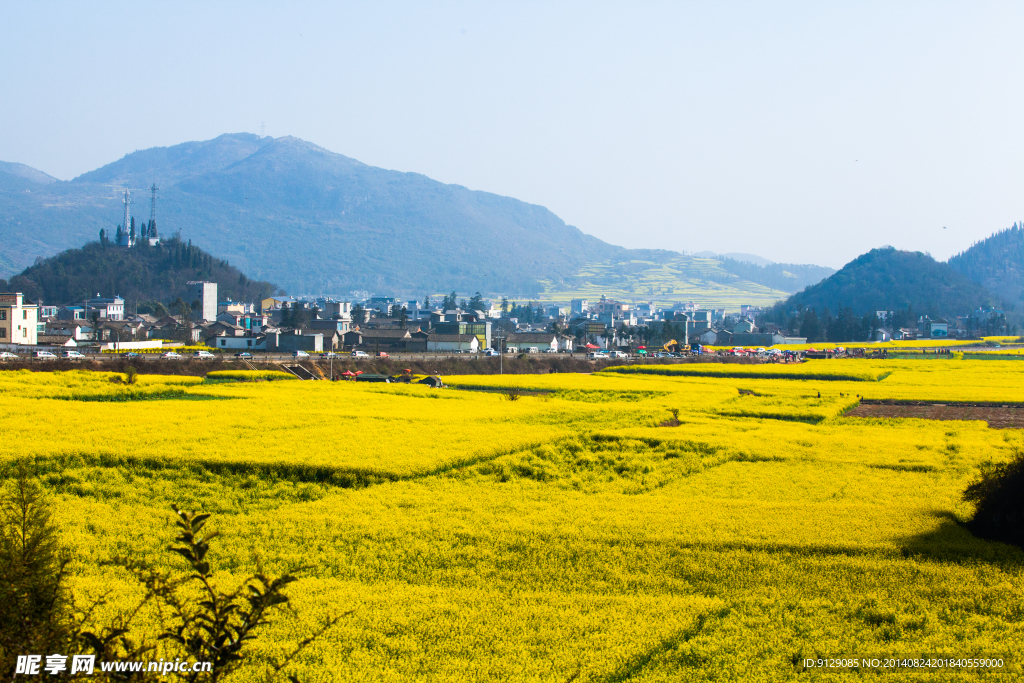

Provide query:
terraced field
left=535, top=255, right=789, bottom=309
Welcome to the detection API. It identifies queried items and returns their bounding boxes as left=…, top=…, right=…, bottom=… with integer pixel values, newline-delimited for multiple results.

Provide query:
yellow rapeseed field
left=2, top=360, right=1022, bottom=681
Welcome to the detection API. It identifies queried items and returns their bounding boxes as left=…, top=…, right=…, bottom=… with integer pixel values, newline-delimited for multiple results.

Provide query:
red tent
left=638, top=346, right=647, bottom=350
left=585, top=343, right=600, bottom=349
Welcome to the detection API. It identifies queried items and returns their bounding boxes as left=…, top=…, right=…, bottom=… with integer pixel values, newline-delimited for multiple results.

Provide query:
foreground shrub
left=963, top=449, right=1024, bottom=547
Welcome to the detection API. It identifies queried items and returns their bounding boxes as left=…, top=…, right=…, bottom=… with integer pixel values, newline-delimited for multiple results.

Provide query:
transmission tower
left=122, top=189, right=132, bottom=246
left=149, top=183, right=158, bottom=224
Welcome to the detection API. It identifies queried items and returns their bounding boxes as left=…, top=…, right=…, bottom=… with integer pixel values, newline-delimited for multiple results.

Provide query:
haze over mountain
left=0, top=133, right=834, bottom=299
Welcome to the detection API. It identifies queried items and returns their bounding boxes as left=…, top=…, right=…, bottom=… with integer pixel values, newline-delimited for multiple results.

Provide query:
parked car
left=293, top=350, right=310, bottom=358
left=234, top=352, right=253, bottom=358
left=162, top=352, right=183, bottom=359
left=64, top=350, right=86, bottom=359
left=483, top=348, right=500, bottom=357
left=352, top=350, right=369, bottom=359
left=525, top=347, right=539, bottom=353
left=587, top=352, right=609, bottom=360
left=376, top=351, right=389, bottom=358
left=0, top=351, right=18, bottom=360
left=544, top=348, right=558, bottom=353
left=34, top=350, right=57, bottom=359
left=609, top=351, right=628, bottom=359
left=123, top=352, right=141, bottom=359
left=321, top=352, right=337, bottom=358
left=193, top=350, right=215, bottom=359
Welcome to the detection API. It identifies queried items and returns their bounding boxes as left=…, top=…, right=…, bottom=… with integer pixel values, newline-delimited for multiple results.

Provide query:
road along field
left=1, top=360, right=1022, bottom=681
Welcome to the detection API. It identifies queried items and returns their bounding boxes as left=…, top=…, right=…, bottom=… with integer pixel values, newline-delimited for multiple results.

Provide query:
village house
left=0, top=293, right=39, bottom=345
left=425, top=333, right=479, bottom=353
left=343, top=328, right=412, bottom=351
left=505, top=332, right=559, bottom=353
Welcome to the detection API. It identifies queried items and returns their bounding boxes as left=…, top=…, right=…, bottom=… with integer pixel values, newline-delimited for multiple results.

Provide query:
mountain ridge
left=777, top=247, right=1001, bottom=319
left=1, top=133, right=832, bottom=299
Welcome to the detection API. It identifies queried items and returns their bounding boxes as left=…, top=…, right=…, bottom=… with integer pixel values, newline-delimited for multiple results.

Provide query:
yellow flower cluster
left=1, top=359, right=1022, bottom=681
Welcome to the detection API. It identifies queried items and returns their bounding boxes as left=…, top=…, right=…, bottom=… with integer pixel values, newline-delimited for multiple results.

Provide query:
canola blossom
left=2, top=360, right=1022, bottom=682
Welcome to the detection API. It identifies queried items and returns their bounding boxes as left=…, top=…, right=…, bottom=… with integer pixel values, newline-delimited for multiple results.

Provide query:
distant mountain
left=0, top=134, right=622, bottom=296
left=0, top=161, right=57, bottom=185
left=0, top=236, right=282, bottom=310
left=692, top=251, right=774, bottom=267
left=781, top=247, right=998, bottom=318
left=716, top=257, right=834, bottom=293
left=947, top=224, right=1024, bottom=307
left=1, top=134, right=837, bottom=299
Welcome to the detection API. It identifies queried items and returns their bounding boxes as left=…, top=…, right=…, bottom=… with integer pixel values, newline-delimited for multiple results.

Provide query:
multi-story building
left=188, top=281, right=218, bottom=322
left=0, top=292, right=39, bottom=345
left=85, top=296, right=125, bottom=321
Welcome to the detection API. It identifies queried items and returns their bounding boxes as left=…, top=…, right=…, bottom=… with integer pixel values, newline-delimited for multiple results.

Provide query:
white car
left=64, top=350, right=86, bottom=359
left=587, top=352, right=609, bottom=360
left=193, top=350, right=216, bottom=359
left=293, top=350, right=310, bottom=358
left=34, top=350, right=57, bottom=359
left=483, top=349, right=500, bottom=357
left=162, top=352, right=183, bottom=359
left=544, top=348, right=558, bottom=353
left=351, top=350, right=369, bottom=359
left=0, top=351, right=18, bottom=360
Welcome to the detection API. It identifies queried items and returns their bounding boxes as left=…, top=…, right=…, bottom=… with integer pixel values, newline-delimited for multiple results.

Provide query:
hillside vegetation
left=0, top=236, right=282, bottom=309
left=781, top=247, right=999, bottom=318
left=948, top=223, right=1024, bottom=307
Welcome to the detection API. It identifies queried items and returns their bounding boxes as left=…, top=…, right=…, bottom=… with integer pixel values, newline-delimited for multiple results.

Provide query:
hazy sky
left=2, top=1, right=1022, bottom=268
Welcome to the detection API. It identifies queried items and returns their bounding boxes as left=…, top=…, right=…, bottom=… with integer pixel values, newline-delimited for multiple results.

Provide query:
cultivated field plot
left=847, top=403, right=1024, bottom=429
left=2, top=361, right=1023, bottom=682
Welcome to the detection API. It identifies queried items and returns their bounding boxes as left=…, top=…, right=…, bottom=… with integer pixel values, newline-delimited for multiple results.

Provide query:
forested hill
left=716, top=257, right=834, bottom=293
left=781, top=247, right=999, bottom=318
left=947, top=224, right=1024, bottom=307
left=0, top=236, right=282, bottom=310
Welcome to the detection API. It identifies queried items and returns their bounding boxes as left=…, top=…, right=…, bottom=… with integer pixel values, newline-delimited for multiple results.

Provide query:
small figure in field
left=817, top=391, right=821, bottom=398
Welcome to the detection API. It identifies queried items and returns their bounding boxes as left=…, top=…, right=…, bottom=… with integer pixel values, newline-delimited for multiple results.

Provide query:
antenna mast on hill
left=149, top=183, right=158, bottom=224
left=122, top=189, right=132, bottom=246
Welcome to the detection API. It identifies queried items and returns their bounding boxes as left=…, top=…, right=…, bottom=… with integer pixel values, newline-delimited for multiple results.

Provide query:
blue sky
left=2, top=1, right=1022, bottom=267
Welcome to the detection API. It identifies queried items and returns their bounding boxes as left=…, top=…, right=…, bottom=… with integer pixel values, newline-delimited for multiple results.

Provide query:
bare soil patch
left=846, top=402, right=1024, bottom=429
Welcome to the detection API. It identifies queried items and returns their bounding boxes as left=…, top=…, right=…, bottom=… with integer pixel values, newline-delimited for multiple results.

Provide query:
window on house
left=0, top=310, right=6, bottom=320
left=22, top=329, right=26, bottom=338
left=0, top=329, right=5, bottom=338
left=23, top=310, right=27, bottom=319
